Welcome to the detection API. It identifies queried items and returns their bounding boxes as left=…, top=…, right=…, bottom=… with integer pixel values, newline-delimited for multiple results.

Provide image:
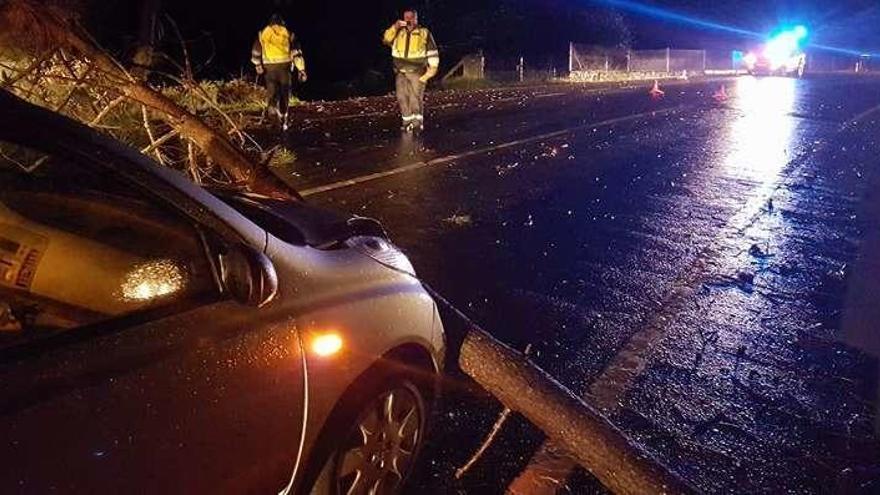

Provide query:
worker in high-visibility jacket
left=383, top=8, right=439, bottom=132
left=251, top=14, right=306, bottom=131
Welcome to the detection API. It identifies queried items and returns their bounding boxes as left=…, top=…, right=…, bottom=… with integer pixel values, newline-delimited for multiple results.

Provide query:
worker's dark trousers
left=265, top=63, right=292, bottom=119
left=395, top=70, right=425, bottom=124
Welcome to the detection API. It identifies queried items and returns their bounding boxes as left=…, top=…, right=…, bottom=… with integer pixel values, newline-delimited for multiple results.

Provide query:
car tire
left=309, top=372, right=430, bottom=495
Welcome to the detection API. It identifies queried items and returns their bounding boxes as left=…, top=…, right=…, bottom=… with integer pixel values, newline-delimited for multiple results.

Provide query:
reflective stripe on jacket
left=382, top=25, right=439, bottom=71
left=251, top=25, right=306, bottom=70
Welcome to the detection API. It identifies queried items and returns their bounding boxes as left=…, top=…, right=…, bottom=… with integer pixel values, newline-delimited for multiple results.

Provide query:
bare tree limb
left=455, top=407, right=513, bottom=479
left=141, top=128, right=180, bottom=154
left=153, top=70, right=253, bottom=148
left=54, top=50, right=96, bottom=112
left=140, top=104, right=166, bottom=165
left=186, top=140, right=199, bottom=183
left=89, top=95, right=126, bottom=126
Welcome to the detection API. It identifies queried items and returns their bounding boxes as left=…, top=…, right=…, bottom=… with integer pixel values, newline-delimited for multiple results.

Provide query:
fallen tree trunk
left=459, top=328, right=692, bottom=495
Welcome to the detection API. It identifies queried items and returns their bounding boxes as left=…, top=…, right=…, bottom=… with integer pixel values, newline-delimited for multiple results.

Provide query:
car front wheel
left=313, top=378, right=428, bottom=495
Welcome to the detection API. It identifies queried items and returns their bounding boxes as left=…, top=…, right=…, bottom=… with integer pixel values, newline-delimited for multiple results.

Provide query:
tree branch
left=140, top=104, right=166, bottom=165
left=89, top=94, right=126, bottom=127
left=141, top=128, right=180, bottom=154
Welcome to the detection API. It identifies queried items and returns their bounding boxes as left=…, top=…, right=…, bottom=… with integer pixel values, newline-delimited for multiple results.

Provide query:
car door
left=0, top=137, right=305, bottom=493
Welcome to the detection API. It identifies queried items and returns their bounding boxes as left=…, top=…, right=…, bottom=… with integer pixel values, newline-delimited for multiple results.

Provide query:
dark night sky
left=85, top=0, right=880, bottom=99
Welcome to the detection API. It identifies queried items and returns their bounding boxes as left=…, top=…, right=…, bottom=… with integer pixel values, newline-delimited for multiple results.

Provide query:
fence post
left=626, top=49, right=631, bottom=72
left=666, top=47, right=671, bottom=73
left=568, top=42, right=573, bottom=74
left=702, top=50, right=706, bottom=72
left=518, top=56, right=524, bottom=82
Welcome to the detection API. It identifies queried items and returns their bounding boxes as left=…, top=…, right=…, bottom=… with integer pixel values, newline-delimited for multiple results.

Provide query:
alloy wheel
left=334, top=384, right=424, bottom=495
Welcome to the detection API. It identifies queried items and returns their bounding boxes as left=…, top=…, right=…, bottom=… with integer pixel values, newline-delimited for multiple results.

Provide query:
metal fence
left=443, top=52, right=562, bottom=84
left=441, top=45, right=874, bottom=85
left=568, top=43, right=873, bottom=79
left=704, top=50, right=741, bottom=72
left=569, top=44, right=742, bottom=74
left=485, top=55, right=560, bottom=82
left=807, top=53, right=867, bottom=72
left=566, top=45, right=629, bottom=72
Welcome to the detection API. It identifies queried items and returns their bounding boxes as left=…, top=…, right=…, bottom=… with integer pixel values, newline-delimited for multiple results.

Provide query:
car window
left=0, top=140, right=217, bottom=349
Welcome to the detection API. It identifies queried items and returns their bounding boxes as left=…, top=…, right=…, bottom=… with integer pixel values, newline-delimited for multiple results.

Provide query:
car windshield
left=215, top=194, right=308, bottom=245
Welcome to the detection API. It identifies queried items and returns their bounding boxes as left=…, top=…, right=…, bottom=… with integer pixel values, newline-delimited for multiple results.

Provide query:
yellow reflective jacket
left=382, top=24, right=439, bottom=72
left=251, top=24, right=305, bottom=70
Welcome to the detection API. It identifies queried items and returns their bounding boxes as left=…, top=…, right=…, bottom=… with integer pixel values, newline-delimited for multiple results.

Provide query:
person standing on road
left=383, top=8, right=440, bottom=133
left=251, top=14, right=307, bottom=131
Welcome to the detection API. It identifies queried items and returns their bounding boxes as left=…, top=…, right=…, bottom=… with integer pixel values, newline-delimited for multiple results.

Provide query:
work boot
left=412, top=116, right=424, bottom=133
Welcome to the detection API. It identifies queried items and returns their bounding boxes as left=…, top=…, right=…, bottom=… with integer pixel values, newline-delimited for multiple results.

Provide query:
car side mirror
left=219, top=244, right=278, bottom=307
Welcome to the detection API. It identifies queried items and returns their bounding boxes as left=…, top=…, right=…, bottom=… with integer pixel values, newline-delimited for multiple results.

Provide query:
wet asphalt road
left=281, top=76, right=880, bottom=493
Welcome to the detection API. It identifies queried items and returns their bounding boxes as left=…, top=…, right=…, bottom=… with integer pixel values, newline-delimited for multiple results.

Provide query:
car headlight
left=346, top=236, right=416, bottom=276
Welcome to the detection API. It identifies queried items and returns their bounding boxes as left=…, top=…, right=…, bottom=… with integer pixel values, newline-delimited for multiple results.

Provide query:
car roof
left=0, top=89, right=267, bottom=250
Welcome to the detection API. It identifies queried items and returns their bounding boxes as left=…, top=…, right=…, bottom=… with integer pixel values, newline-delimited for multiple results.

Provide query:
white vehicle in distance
left=744, top=25, right=808, bottom=78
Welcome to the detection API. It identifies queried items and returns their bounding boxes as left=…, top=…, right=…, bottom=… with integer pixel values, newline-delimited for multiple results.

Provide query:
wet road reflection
left=725, top=77, right=797, bottom=182
left=723, top=77, right=797, bottom=230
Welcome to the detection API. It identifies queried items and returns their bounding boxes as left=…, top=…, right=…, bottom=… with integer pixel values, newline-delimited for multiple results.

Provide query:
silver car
left=0, top=90, right=445, bottom=494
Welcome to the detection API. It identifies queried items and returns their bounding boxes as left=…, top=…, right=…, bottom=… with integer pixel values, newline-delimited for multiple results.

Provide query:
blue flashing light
left=591, top=0, right=761, bottom=38
left=585, top=0, right=879, bottom=58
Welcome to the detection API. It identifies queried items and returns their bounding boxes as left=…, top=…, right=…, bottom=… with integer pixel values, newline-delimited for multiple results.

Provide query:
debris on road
left=443, top=213, right=473, bottom=226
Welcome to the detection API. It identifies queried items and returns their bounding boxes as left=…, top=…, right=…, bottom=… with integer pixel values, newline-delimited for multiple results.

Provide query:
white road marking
left=534, top=92, right=567, bottom=98
left=300, top=106, right=687, bottom=197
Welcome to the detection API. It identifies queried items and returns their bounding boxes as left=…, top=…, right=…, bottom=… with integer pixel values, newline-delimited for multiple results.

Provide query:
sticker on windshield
left=0, top=224, right=48, bottom=291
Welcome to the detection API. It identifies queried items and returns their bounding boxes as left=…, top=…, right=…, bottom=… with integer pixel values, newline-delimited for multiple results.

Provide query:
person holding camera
left=382, top=8, right=440, bottom=133
left=251, top=14, right=307, bottom=131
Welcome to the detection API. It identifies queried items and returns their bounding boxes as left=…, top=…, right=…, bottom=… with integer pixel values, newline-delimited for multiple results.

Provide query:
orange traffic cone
left=649, top=80, right=665, bottom=99
left=712, top=85, right=728, bottom=102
